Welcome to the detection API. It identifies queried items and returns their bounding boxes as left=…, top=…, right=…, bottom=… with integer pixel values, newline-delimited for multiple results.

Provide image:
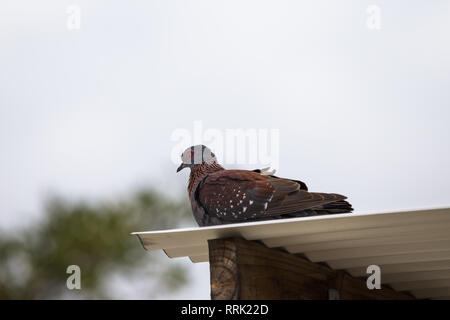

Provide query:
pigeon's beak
left=176, top=163, right=188, bottom=172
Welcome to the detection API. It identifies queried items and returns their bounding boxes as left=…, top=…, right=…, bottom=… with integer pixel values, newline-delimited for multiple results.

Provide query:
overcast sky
left=1, top=0, right=450, bottom=299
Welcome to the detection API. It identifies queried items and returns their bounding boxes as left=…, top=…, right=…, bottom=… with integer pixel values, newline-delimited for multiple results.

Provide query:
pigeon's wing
left=265, top=177, right=346, bottom=216
left=252, top=168, right=308, bottom=191
left=197, top=170, right=343, bottom=222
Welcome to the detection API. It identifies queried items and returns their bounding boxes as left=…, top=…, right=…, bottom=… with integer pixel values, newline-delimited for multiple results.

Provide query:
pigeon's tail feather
left=280, top=199, right=353, bottom=218
left=314, top=200, right=353, bottom=214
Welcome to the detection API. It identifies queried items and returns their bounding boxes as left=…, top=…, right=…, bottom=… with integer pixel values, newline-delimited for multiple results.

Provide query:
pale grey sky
left=1, top=0, right=450, bottom=299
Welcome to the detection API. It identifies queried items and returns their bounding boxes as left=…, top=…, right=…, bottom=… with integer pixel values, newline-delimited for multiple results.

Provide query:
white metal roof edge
left=132, top=206, right=450, bottom=300
left=131, top=205, right=450, bottom=236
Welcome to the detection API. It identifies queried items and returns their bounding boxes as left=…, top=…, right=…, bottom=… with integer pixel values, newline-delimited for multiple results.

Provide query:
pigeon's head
left=176, top=145, right=217, bottom=172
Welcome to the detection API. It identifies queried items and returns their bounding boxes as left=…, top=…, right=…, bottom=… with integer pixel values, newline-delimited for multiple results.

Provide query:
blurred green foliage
left=0, top=189, right=193, bottom=299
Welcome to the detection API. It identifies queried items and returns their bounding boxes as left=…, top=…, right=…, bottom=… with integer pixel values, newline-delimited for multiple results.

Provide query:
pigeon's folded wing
left=197, top=170, right=345, bottom=221
left=252, top=168, right=308, bottom=191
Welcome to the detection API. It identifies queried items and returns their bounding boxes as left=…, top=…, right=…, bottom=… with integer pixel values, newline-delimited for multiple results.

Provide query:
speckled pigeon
left=177, top=145, right=353, bottom=227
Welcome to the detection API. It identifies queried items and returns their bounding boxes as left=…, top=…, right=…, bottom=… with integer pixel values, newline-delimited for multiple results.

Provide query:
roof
left=133, top=206, right=450, bottom=300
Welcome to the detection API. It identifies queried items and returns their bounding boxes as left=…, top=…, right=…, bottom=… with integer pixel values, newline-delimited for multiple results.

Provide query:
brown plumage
left=177, top=145, right=353, bottom=226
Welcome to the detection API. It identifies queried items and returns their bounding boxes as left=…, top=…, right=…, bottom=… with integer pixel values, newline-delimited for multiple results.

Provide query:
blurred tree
left=0, top=189, right=194, bottom=299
